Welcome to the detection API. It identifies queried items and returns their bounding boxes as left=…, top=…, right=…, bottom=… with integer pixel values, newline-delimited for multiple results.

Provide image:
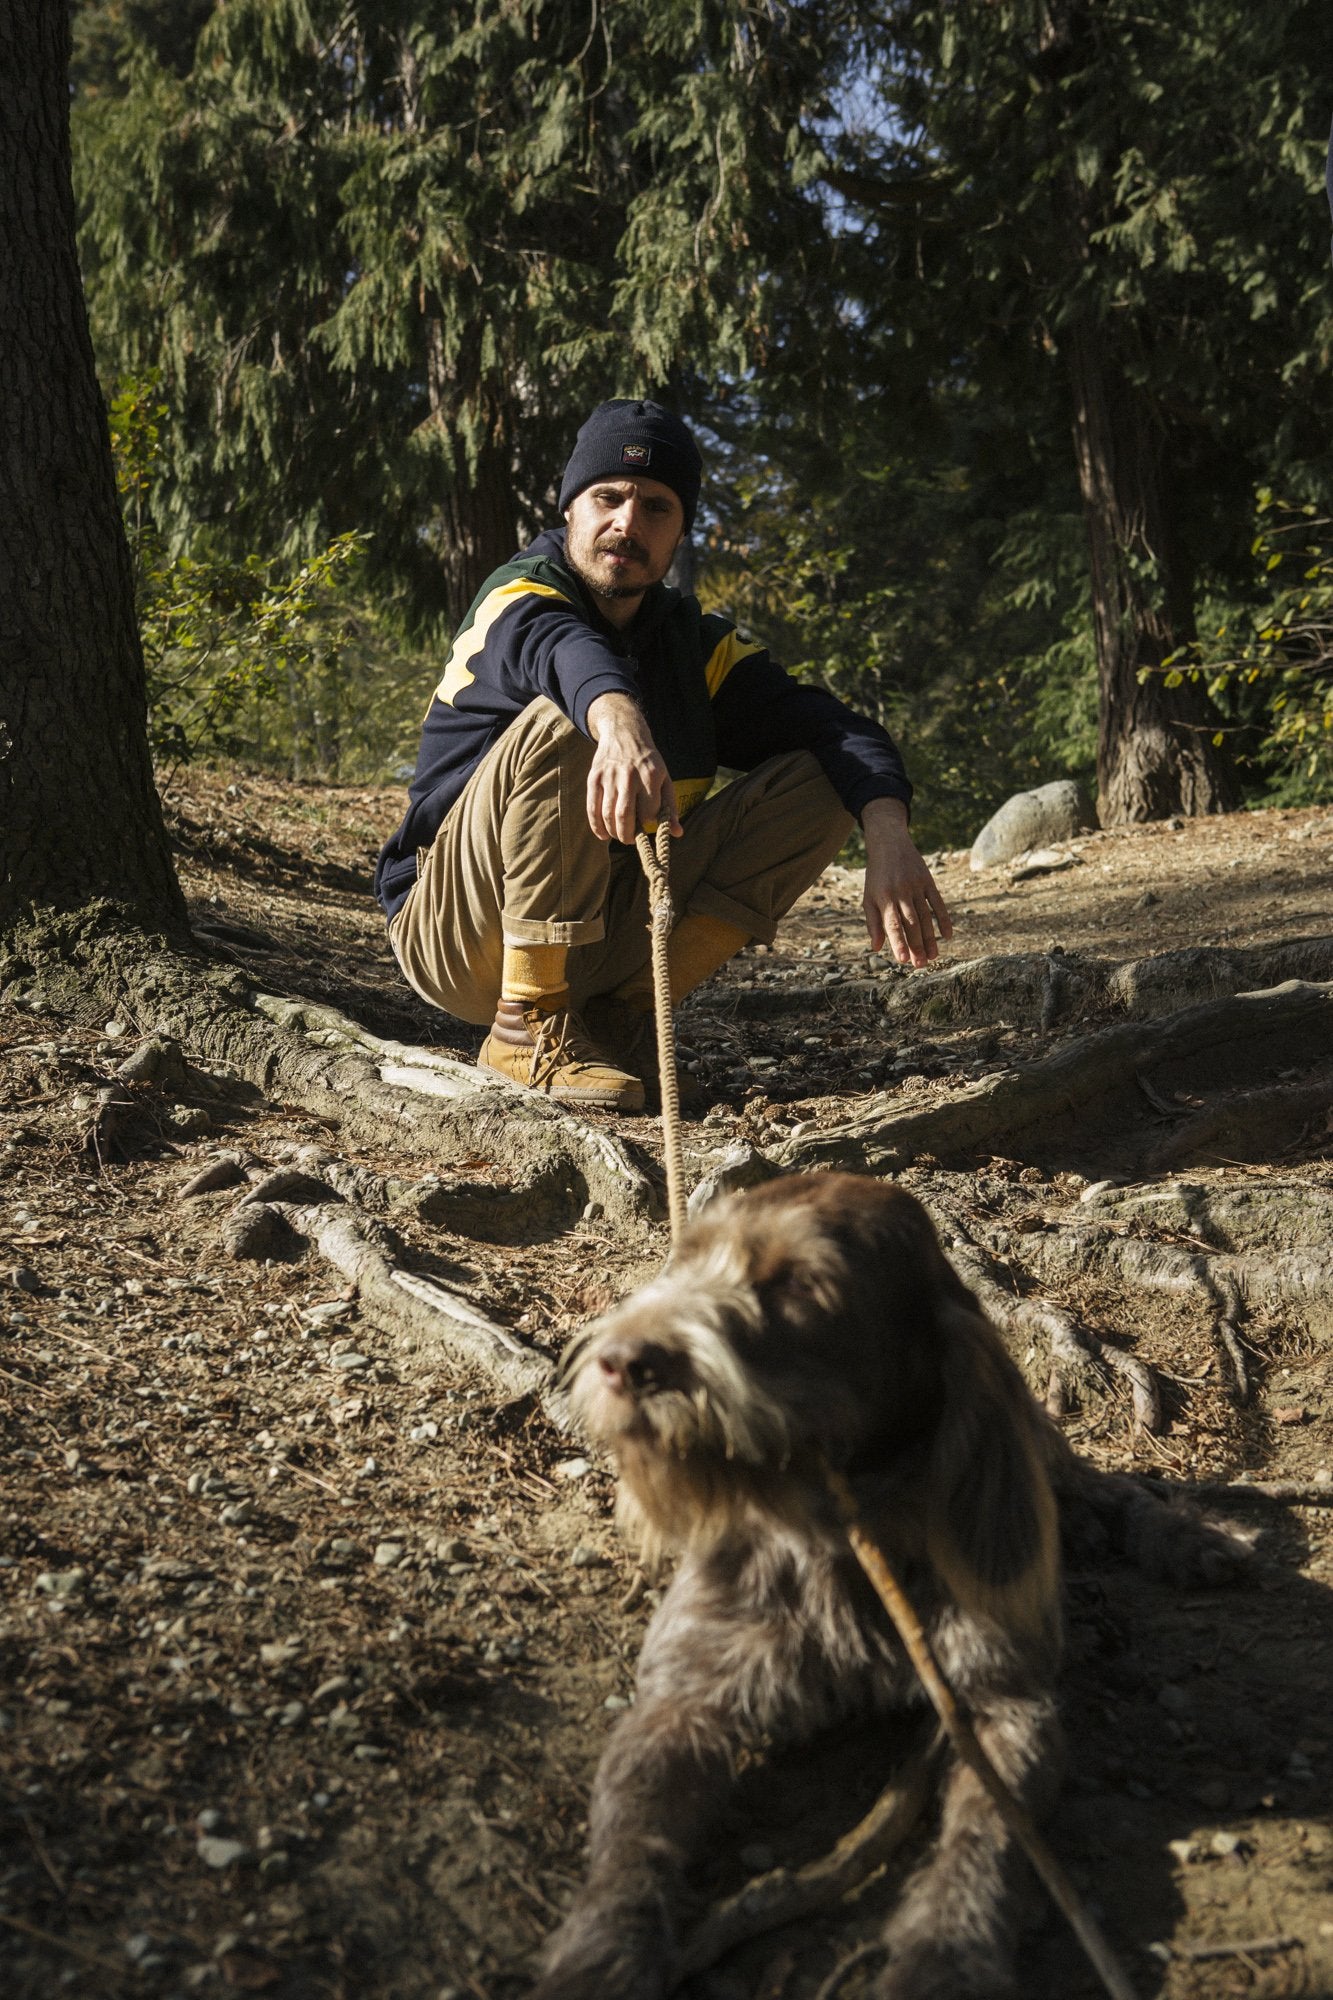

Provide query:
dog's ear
left=925, top=1303, right=1060, bottom=1651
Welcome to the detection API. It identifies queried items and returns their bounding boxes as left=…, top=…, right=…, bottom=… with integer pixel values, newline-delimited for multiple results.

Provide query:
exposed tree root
left=980, top=1220, right=1333, bottom=1342
left=779, top=980, right=1333, bottom=1177
left=676, top=1741, right=939, bottom=1984
left=1145, top=1072, right=1333, bottom=1170
left=877, top=935, right=1333, bottom=1032
left=1016, top=1299, right=1164, bottom=1432
left=221, top=1184, right=559, bottom=1410
left=2, top=912, right=658, bottom=1226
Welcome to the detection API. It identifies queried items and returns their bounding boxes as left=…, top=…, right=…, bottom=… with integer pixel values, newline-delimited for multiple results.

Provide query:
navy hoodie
left=374, top=528, right=912, bottom=920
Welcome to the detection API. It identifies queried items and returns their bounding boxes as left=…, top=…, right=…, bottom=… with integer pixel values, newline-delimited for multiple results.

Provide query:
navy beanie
left=558, top=399, right=702, bottom=530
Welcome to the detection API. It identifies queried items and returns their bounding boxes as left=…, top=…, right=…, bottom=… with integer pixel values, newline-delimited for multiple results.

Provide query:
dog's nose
left=597, top=1338, right=679, bottom=1397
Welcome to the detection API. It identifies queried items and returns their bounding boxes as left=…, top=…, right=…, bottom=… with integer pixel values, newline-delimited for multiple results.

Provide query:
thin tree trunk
left=1066, top=320, right=1239, bottom=827
left=0, top=2, right=186, bottom=932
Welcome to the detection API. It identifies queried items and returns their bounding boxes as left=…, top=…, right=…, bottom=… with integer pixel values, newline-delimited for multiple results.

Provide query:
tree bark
left=1066, top=319, right=1239, bottom=828
left=0, top=3, right=185, bottom=933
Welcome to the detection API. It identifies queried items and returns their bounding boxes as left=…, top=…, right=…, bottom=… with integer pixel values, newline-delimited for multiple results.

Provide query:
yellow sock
left=614, top=914, right=750, bottom=1010
left=502, top=943, right=569, bottom=1009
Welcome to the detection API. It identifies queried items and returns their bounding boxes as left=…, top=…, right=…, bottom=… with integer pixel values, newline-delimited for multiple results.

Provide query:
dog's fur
left=533, top=1174, right=1070, bottom=2000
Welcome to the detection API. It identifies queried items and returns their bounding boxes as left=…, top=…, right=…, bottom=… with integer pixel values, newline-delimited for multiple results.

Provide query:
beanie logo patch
left=621, top=443, right=651, bottom=467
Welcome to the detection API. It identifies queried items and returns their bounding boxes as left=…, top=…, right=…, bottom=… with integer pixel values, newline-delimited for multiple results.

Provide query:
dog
left=533, top=1173, right=1068, bottom=2000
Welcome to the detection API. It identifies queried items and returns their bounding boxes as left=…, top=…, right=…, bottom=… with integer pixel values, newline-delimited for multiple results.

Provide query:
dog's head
left=562, top=1174, right=993, bottom=1556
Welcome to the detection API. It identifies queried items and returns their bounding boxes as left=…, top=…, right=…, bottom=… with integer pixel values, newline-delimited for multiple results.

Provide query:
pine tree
left=828, top=0, right=1333, bottom=822
left=73, top=0, right=843, bottom=630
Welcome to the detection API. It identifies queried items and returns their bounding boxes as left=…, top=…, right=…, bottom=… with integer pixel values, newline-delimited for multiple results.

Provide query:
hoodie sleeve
left=438, top=570, right=638, bottom=734
left=708, top=640, right=913, bottom=820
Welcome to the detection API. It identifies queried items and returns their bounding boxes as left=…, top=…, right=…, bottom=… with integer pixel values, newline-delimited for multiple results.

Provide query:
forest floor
left=2, top=765, right=1331, bottom=2000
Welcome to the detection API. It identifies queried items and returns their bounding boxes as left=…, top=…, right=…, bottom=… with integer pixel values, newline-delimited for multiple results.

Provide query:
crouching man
left=374, top=399, right=951, bottom=1112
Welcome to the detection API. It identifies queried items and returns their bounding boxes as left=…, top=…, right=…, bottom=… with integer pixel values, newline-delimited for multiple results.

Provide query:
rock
left=373, top=1541, right=405, bottom=1567
left=554, top=1458, right=591, bottom=1482
left=1166, top=1837, right=1197, bottom=1867
left=36, top=1568, right=87, bottom=1598
left=259, top=1639, right=300, bottom=1667
left=9, top=1266, right=39, bottom=1294
left=219, top=1500, right=255, bottom=1528
left=1008, top=846, right=1080, bottom=882
left=570, top=1544, right=606, bottom=1569
left=167, top=1105, right=214, bottom=1138
left=196, top=1809, right=224, bottom=1832
left=329, top=1352, right=370, bottom=1372
left=197, top=1835, right=250, bottom=1870
left=117, top=1036, right=187, bottom=1087
left=970, top=781, right=1095, bottom=871
left=687, top=1143, right=784, bottom=1218
left=409, top=1420, right=440, bottom=1441
left=1210, top=1830, right=1248, bottom=1857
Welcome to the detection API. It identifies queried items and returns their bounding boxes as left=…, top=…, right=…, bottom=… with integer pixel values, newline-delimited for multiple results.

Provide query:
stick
left=825, top=1468, right=1139, bottom=2000
left=677, top=1740, right=938, bottom=1979
left=636, top=821, right=687, bottom=1242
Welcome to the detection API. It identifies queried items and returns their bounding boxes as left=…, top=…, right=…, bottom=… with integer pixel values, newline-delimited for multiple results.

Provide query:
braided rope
left=635, top=821, right=687, bottom=1242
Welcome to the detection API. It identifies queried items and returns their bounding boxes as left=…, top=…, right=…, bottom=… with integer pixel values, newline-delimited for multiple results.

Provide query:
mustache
left=596, top=536, right=648, bottom=563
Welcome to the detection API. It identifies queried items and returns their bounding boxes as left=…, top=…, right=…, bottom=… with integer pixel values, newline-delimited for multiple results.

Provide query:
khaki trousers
left=389, top=697, right=852, bottom=1025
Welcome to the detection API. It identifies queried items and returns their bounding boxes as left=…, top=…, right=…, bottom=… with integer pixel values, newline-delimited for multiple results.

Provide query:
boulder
left=970, top=781, right=1095, bottom=871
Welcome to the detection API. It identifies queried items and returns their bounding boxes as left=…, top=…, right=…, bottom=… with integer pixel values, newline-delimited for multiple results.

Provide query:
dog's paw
left=1061, top=1468, right=1258, bottom=1588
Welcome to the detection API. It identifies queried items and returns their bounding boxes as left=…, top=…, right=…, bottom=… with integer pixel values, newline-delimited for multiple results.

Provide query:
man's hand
left=860, top=796, right=953, bottom=968
left=586, top=692, right=682, bottom=845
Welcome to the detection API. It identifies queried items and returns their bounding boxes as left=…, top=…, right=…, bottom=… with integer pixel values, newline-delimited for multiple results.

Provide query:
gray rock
left=373, top=1541, right=405, bottom=1567
left=36, top=1568, right=87, bottom=1598
left=687, top=1143, right=784, bottom=1219
left=970, top=781, right=1095, bottom=871
left=197, top=1835, right=250, bottom=1870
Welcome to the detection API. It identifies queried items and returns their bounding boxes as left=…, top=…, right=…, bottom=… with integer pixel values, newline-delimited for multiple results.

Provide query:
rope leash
left=635, top=821, right=688, bottom=1241
left=630, top=828, right=1134, bottom=1995
left=824, top=1467, right=1139, bottom=2000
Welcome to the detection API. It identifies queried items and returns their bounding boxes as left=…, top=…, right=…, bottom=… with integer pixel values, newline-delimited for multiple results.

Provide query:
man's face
left=563, top=476, right=685, bottom=620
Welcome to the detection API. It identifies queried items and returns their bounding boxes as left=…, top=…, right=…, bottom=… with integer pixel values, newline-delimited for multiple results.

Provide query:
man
left=375, top=399, right=951, bottom=1113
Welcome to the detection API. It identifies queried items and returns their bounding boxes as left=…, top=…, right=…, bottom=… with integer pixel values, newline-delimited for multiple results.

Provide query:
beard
left=565, top=524, right=656, bottom=603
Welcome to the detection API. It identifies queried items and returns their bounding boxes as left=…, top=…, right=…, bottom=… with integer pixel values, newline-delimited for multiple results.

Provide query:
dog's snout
left=597, top=1338, right=684, bottom=1398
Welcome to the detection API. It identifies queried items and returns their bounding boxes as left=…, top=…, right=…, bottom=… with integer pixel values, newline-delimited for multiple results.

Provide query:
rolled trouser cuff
left=501, top=913, right=605, bottom=948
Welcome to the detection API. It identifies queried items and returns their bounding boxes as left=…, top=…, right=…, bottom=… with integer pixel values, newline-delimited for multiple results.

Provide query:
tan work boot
left=478, top=998, right=645, bottom=1112
left=583, top=994, right=707, bottom=1116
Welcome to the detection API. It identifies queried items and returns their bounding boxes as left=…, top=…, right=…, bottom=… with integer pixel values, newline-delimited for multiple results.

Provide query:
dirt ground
left=1, top=768, right=1331, bottom=2000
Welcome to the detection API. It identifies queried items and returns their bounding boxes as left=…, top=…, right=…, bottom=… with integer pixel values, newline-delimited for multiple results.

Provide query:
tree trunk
left=0, top=3, right=185, bottom=933
left=435, top=427, right=521, bottom=627
left=1066, top=320, right=1239, bottom=827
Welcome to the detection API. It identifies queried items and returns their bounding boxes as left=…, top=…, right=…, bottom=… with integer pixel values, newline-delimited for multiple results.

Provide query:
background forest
left=71, top=0, right=1333, bottom=848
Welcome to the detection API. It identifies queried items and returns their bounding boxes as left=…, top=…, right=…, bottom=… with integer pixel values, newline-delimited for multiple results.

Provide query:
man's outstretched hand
left=860, top=796, right=953, bottom=968
left=585, top=691, right=682, bottom=845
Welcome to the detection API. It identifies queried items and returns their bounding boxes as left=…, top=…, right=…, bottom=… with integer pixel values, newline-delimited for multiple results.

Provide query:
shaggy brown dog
left=532, top=1174, right=1066, bottom=2000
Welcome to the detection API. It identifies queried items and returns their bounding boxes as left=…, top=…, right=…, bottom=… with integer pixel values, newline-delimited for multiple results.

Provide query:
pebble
left=219, top=1500, right=255, bottom=1527
left=603, top=1694, right=632, bottom=1711
left=352, top=1743, right=387, bottom=1761
left=312, top=1676, right=351, bottom=1706
left=554, top=1458, right=591, bottom=1481
left=9, top=1266, right=38, bottom=1294
left=1210, top=1830, right=1248, bottom=1858
left=1166, top=1837, right=1196, bottom=1866
left=409, top=1421, right=440, bottom=1442
left=278, top=1701, right=306, bottom=1728
left=197, top=1835, right=249, bottom=1870
left=36, top=1568, right=87, bottom=1598
left=359, top=1456, right=380, bottom=1477
left=196, top=1809, right=224, bottom=1832
left=259, top=1640, right=300, bottom=1667
left=582, top=1201, right=604, bottom=1222
left=569, top=1545, right=605, bottom=1569
left=373, top=1542, right=405, bottom=1567
left=330, top=1352, right=370, bottom=1372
